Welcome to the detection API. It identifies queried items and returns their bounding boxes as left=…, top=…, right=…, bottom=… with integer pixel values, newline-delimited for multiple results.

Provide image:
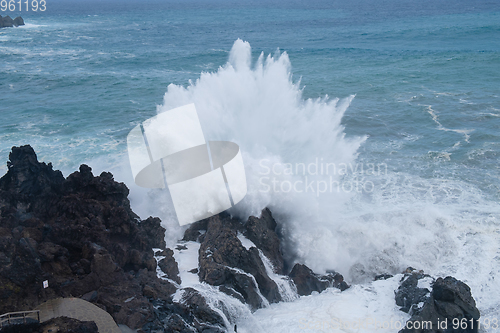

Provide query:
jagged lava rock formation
left=0, top=145, right=176, bottom=329
left=395, top=268, right=480, bottom=333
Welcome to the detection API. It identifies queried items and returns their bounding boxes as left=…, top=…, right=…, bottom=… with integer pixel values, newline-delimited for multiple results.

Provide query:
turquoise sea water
left=2, top=0, right=500, bottom=326
left=1, top=0, right=499, bottom=196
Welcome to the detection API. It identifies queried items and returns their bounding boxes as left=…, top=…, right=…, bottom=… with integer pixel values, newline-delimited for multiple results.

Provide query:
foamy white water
left=237, top=276, right=409, bottom=333
left=142, top=40, right=500, bottom=329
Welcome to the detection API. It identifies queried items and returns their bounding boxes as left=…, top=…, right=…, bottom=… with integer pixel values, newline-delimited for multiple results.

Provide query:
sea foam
left=152, top=39, right=366, bottom=272
left=142, top=40, right=500, bottom=323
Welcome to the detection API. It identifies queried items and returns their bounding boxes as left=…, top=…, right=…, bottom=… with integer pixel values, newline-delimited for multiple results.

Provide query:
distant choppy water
left=2, top=1, right=499, bottom=185
left=2, top=0, right=500, bottom=329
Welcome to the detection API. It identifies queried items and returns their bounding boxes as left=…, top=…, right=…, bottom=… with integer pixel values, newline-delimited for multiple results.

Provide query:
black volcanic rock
left=140, top=216, right=167, bottom=250
left=0, top=145, right=178, bottom=329
left=0, top=145, right=65, bottom=215
left=198, top=213, right=281, bottom=310
left=289, top=264, right=348, bottom=296
left=1, top=15, right=14, bottom=27
left=433, top=277, right=480, bottom=320
left=396, top=269, right=480, bottom=333
left=182, top=219, right=208, bottom=242
left=0, top=15, right=24, bottom=28
left=193, top=208, right=349, bottom=310
left=244, top=208, right=284, bottom=274
left=395, top=270, right=432, bottom=313
left=375, top=273, right=394, bottom=281
left=289, top=264, right=326, bottom=296
left=176, top=288, right=226, bottom=331
left=13, top=16, right=24, bottom=26
left=158, top=248, right=181, bottom=284
left=150, top=288, right=226, bottom=333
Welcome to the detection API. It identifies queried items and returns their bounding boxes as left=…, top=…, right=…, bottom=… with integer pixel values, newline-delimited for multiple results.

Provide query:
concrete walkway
left=36, top=298, right=122, bottom=333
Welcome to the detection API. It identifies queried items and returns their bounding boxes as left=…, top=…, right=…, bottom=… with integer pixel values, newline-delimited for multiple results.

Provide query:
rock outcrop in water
left=197, top=211, right=284, bottom=309
left=289, top=264, right=348, bottom=296
left=0, top=15, right=24, bottom=28
left=0, top=145, right=347, bottom=332
left=395, top=268, right=480, bottom=333
left=153, top=207, right=350, bottom=332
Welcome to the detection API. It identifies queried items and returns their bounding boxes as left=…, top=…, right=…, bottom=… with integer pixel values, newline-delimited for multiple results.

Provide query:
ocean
left=1, top=0, right=500, bottom=331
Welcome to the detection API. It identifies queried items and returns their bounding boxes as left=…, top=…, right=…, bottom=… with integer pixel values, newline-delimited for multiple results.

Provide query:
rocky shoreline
left=0, top=16, right=24, bottom=28
left=0, top=146, right=480, bottom=332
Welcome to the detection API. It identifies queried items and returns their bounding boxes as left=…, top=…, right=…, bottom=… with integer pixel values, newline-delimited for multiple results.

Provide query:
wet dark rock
left=396, top=269, right=480, bottom=333
left=324, top=270, right=349, bottom=291
left=151, top=289, right=226, bottom=333
left=0, top=16, right=24, bottom=28
left=218, top=285, right=245, bottom=303
left=182, top=219, right=208, bottom=242
left=0, top=15, right=13, bottom=28
left=289, top=264, right=327, bottom=296
left=161, top=313, right=192, bottom=333
left=375, top=274, right=394, bottom=281
left=13, top=16, right=24, bottom=26
left=176, top=244, right=188, bottom=251
left=154, top=249, right=168, bottom=256
left=158, top=248, right=181, bottom=284
left=432, top=277, right=480, bottom=320
left=177, top=288, right=226, bottom=330
left=191, top=208, right=350, bottom=311
left=289, top=264, right=348, bottom=296
left=395, top=270, right=432, bottom=313
left=198, top=213, right=281, bottom=310
left=243, top=208, right=284, bottom=274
